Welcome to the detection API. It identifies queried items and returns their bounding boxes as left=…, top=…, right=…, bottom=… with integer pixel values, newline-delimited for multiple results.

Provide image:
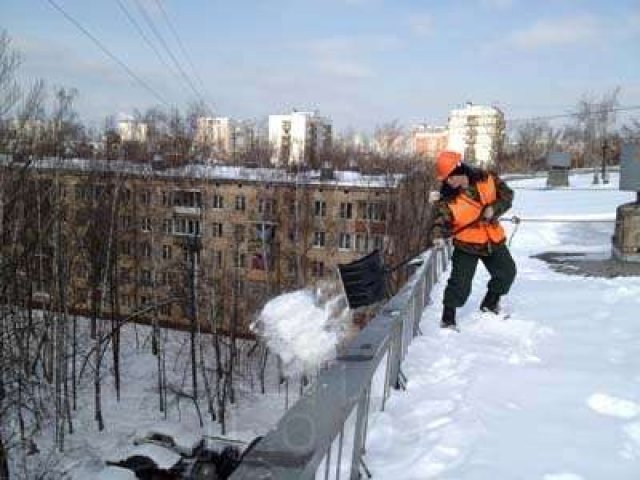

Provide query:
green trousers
left=443, top=244, right=517, bottom=308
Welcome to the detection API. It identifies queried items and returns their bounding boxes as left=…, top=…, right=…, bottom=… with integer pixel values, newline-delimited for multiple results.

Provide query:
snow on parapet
left=0, top=156, right=403, bottom=188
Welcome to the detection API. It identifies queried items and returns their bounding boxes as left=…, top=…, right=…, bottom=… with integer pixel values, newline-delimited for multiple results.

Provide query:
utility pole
left=602, top=139, right=609, bottom=184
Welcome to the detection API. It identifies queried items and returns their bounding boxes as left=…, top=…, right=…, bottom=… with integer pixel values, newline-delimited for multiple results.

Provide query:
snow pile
left=253, top=284, right=350, bottom=375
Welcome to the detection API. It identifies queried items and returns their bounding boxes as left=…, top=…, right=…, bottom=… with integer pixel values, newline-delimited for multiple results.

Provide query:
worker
left=430, top=150, right=517, bottom=330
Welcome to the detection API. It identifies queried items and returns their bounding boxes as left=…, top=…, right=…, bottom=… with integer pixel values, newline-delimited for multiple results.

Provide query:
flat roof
left=0, top=155, right=403, bottom=189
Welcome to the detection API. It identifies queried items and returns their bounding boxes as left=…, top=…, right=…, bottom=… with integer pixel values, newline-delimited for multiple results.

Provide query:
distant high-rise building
left=195, top=117, right=254, bottom=160
left=411, top=125, right=448, bottom=160
left=269, top=111, right=332, bottom=166
left=447, top=102, right=505, bottom=166
left=117, top=119, right=148, bottom=143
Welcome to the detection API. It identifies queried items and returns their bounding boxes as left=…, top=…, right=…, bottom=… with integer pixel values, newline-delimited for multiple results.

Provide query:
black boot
left=440, top=306, right=457, bottom=330
left=480, top=291, right=501, bottom=314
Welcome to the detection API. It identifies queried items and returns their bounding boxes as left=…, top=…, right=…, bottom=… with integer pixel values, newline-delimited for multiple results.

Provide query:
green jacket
left=432, top=172, right=514, bottom=256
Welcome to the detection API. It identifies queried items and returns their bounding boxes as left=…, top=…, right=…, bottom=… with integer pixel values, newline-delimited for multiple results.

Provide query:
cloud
left=304, top=34, right=403, bottom=79
left=409, top=13, right=434, bottom=37
left=508, top=15, right=601, bottom=49
left=14, top=35, right=129, bottom=84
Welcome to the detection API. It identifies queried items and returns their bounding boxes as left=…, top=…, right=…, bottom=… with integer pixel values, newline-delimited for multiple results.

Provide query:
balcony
left=173, top=206, right=202, bottom=216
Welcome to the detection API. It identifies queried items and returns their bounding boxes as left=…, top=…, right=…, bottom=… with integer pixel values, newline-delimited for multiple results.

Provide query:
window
left=252, top=253, right=266, bottom=270
left=235, top=195, right=246, bottom=211
left=288, top=227, right=298, bottom=243
left=258, top=198, right=276, bottom=215
left=159, top=304, right=172, bottom=316
left=373, top=235, right=384, bottom=251
left=173, top=218, right=201, bottom=236
left=313, top=231, right=326, bottom=248
left=255, top=223, right=274, bottom=242
left=339, top=233, right=352, bottom=250
left=234, top=224, right=245, bottom=241
left=287, top=257, right=297, bottom=275
left=120, top=294, right=132, bottom=308
left=162, top=245, right=172, bottom=260
left=314, top=200, right=326, bottom=217
left=289, top=199, right=297, bottom=216
left=119, top=240, right=132, bottom=256
left=212, top=222, right=224, bottom=238
left=141, top=269, right=152, bottom=286
left=139, top=242, right=152, bottom=258
left=139, top=189, right=152, bottom=205
left=356, top=234, right=369, bottom=253
left=213, top=250, right=223, bottom=268
left=340, top=202, right=353, bottom=219
left=141, top=217, right=152, bottom=232
left=233, top=279, right=244, bottom=296
left=311, top=260, right=325, bottom=278
left=162, top=191, right=170, bottom=206
left=358, top=202, right=386, bottom=221
left=119, top=268, right=131, bottom=284
left=163, top=219, right=172, bottom=234
left=173, top=190, right=202, bottom=208
left=119, top=215, right=131, bottom=230
left=234, top=251, right=246, bottom=268
left=212, top=194, right=224, bottom=209
left=183, top=248, right=201, bottom=264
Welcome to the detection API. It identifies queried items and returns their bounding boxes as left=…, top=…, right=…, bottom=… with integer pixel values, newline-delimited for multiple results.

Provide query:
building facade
left=447, top=102, right=505, bottom=167
left=117, top=119, right=148, bottom=143
left=411, top=125, right=448, bottom=160
left=8, top=159, right=398, bottom=337
left=269, top=111, right=332, bottom=166
left=194, top=117, right=254, bottom=159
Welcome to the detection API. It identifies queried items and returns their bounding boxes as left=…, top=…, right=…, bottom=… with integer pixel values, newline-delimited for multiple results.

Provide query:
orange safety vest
left=448, top=176, right=506, bottom=245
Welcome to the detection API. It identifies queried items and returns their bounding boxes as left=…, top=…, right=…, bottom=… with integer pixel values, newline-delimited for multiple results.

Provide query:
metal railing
left=230, top=245, right=451, bottom=480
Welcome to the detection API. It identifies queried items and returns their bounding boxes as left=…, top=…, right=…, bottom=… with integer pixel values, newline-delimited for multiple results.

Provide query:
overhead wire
left=152, top=0, right=212, bottom=104
left=113, top=0, right=184, bottom=90
left=130, top=0, right=206, bottom=104
left=45, top=0, right=171, bottom=108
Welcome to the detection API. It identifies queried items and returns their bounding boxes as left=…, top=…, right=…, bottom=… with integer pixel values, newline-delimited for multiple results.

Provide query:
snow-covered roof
left=109, top=444, right=182, bottom=470
left=96, top=466, right=137, bottom=480
left=0, top=155, right=404, bottom=189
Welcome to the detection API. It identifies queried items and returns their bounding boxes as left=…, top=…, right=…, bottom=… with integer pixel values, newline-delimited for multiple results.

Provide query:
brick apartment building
left=5, top=158, right=401, bottom=336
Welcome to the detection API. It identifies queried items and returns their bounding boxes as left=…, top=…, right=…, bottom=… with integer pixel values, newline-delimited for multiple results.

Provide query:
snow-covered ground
left=26, top=320, right=305, bottom=479
left=365, top=172, right=640, bottom=479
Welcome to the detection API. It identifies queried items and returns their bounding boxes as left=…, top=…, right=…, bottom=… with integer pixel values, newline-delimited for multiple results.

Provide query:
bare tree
left=505, top=120, right=561, bottom=172
left=574, top=88, right=620, bottom=183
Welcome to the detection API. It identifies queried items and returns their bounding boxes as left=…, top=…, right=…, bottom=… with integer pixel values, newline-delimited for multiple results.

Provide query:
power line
left=113, top=0, right=184, bottom=88
left=506, top=104, right=640, bottom=124
left=45, top=0, right=170, bottom=107
left=131, top=0, right=205, bottom=104
left=152, top=0, right=212, bottom=104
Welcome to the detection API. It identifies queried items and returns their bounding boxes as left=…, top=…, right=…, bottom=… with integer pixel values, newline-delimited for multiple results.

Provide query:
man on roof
left=430, top=150, right=517, bottom=330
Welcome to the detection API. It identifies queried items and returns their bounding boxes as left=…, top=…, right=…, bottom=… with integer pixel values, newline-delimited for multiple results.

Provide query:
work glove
left=483, top=205, right=495, bottom=221
left=428, top=191, right=441, bottom=204
left=432, top=238, right=446, bottom=249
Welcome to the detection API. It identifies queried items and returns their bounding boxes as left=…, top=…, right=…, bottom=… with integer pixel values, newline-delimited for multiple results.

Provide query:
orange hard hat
left=436, top=150, right=462, bottom=180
